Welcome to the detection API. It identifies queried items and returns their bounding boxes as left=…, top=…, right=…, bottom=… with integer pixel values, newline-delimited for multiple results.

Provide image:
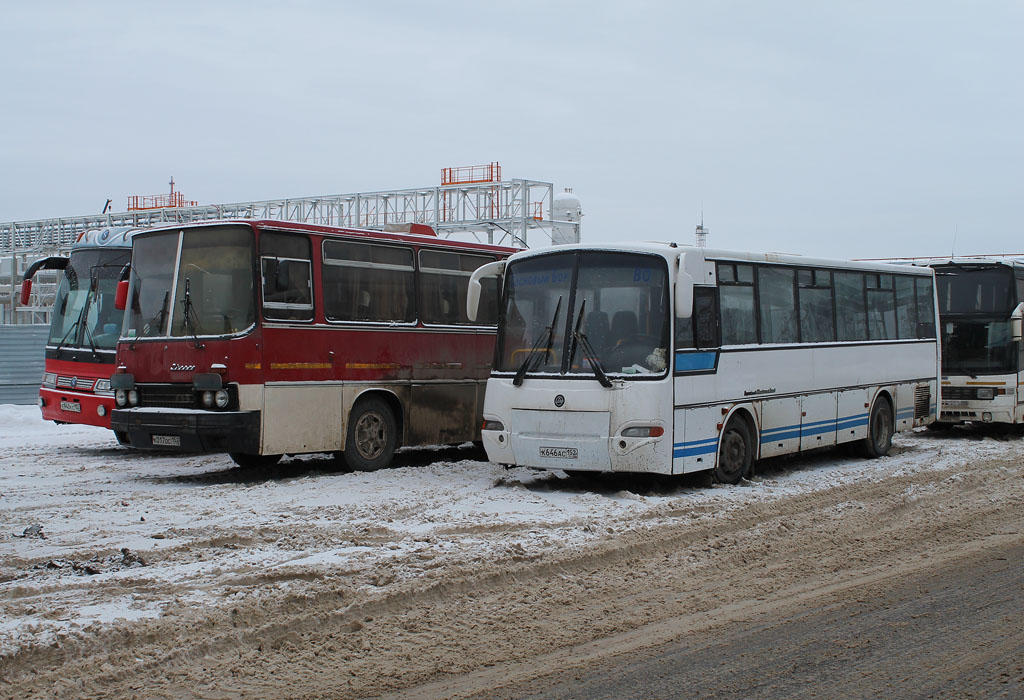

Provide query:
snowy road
left=1, top=404, right=1022, bottom=698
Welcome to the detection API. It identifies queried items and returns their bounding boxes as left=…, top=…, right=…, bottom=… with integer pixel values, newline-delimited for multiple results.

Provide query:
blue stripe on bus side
left=673, top=411, right=873, bottom=457
left=672, top=437, right=718, bottom=458
left=675, top=352, right=718, bottom=372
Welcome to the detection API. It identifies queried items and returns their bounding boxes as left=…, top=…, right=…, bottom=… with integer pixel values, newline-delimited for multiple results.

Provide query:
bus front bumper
left=111, top=409, right=261, bottom=453
left=40, top=387, right=114, bottom=429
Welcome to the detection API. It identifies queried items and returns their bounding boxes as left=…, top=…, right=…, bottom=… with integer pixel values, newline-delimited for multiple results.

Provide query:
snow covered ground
left=1, top=403, right=1020, bottom=659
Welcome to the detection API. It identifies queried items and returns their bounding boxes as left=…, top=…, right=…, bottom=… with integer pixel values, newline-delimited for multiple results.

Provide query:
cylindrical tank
left=551, top=188, right=582, bottom=245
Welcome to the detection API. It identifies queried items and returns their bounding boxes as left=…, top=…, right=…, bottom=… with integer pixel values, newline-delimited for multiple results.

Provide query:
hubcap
left=355, top=411, right=386, bottom=459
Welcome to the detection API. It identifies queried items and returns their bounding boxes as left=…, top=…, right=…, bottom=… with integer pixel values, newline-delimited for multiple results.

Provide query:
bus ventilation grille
left=139, top=384, right=195, bottom=409
left=914, top=385, right=931, bottom=420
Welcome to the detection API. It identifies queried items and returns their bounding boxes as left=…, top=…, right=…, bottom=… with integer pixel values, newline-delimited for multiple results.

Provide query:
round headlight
left=97, top=405, right=107, bottom=417
left=214, top=389, right=229, bottom=409
left=202, top=391, right=214, bottom=408
left=115, top=389, right=127, bottom=407
left=128, top=389, right=139, bottom=406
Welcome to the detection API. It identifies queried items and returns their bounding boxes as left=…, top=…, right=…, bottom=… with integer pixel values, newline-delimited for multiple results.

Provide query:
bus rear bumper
left=111, top=409, right=261, bottom=453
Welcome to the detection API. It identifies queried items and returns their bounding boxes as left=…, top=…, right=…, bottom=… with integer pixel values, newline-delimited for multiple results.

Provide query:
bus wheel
left=344, top=397, right=397, bottom=472
left=861, top=398, right=894, bottom=458
left=229, top=452, right=282, bottom=468
left=714, top=417, right=752, bottom=485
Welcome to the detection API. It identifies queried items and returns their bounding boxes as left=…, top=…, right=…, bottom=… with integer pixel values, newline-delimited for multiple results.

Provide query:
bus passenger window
left=798, top=269, right=834, bottom=343
left=420, top=251, right=500, bottom=325
left=322, top=241, right=414, bottom=323
left=758, top=266, right=797, bottom=344
left=260, top=233, right=313, bottom=322
left=718, top=263, right=757, bottom=345
left=835, top=272, right=867, bottom=341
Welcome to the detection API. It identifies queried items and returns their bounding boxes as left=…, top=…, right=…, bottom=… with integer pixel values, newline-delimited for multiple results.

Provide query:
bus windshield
left=935, top=266, right=1015, bottom=315
left=496, top=251, right=670, bottom=378
left=125, top=225, right=255, bottom=339
left=942, top=318, right=1016, bottom=375
left=48, top=248, right=131, bottom=351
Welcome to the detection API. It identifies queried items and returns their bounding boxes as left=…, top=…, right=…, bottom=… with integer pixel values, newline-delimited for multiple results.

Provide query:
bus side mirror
left=19, top=279, right=32, bottom=306
left=115, top=280, right=130, bottom=311
left=1012, top=302, right=1024, bottom=342
left=676, top=269, right=694, bottom=320
left=466, top=260, right=506, bottom=322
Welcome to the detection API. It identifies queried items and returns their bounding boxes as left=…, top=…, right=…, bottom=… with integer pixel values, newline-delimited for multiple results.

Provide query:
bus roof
left=506, top=241, right=935, bottom=276
left=129, top=219, right=520, bottom=255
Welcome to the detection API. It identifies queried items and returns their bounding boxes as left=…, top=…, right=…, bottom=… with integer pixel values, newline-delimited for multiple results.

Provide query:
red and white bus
left=110, top=220, right=516, bottom=469
left=21, top=227, right=139, bottom=428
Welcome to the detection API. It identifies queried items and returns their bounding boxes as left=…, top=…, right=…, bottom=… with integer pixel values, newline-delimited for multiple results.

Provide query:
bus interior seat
left=611, top=310, right=638, bottom=344
left=585, top=311, right=610, bottom=350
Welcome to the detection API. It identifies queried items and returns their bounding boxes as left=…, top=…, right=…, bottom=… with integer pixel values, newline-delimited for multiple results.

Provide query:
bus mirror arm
left=466, top=260, right=506, bottom=322
left=1011, top=302, right=1024, bottom=342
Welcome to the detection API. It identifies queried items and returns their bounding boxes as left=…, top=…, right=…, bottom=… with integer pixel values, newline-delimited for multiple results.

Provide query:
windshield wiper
left=54, top=277, right=96, bottom=356
left=513, top=295, right=562, bottom=387
left=181, top=277, right=205, bottom=349
left=568, top=300, right=611, bottom=388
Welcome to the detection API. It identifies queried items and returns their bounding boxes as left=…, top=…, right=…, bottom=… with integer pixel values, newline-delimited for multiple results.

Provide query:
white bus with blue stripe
left=467, top=243, right=939, bottom=483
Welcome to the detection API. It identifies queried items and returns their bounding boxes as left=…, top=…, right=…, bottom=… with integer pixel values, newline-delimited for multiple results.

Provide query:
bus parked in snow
left=21, top=227, right=139, bottom=428
left=907, top=257, right=1024, bottom=427
left=109, top=220, right=516, bottom=469
left=467, top=244, right=940, bottom=483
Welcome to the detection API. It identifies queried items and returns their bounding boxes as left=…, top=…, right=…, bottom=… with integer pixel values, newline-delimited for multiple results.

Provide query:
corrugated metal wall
left=0, top=324, right=47, bottom=405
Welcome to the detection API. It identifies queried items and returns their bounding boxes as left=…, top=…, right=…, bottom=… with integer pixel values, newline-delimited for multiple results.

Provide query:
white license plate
left=60, top=401, right=82, bottom=413
left=152, top=435, right=181, bottom=447
left=540, top=446, right=578, bottom=459
left=945, top=400, right=968, bottom=407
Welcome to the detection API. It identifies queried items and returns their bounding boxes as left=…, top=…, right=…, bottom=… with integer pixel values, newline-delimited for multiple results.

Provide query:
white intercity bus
left=467, top=243, right=940, bottom=483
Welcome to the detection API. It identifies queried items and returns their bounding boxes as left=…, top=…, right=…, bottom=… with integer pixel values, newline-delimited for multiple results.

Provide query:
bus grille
left=139, top=384, right=195, bottom=409
left=942, top=386, right=992, bottom=401
left=914, top=385, right=931, bottom=420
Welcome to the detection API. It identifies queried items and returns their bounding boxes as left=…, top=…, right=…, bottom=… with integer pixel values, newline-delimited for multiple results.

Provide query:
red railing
left=127, top=192, right=197, bottom=211
left=441, top=162, right=501, bottom=186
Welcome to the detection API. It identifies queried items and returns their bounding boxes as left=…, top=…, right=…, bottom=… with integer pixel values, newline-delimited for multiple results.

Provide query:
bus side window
left=718, top=263, right=757, bottom=345
left=915, top=277, right=936, bottom=339
left=693, top=287, right=719, bottom=348
left=676, top=287, right=719, bottom=349
left=260, top=232, right=313, bottom=322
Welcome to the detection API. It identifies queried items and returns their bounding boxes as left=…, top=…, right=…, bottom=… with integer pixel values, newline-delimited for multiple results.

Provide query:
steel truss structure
left=2, top=177, right=579, bottom=322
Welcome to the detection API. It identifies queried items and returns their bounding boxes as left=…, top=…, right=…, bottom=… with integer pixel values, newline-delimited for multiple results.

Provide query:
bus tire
left=344, top=397, right=397, bottom=472
left=861, top=397, right=894, bottom=458
left=229, top=452, right=282, bottom=468
left=714, top=416, right=753, bottom=485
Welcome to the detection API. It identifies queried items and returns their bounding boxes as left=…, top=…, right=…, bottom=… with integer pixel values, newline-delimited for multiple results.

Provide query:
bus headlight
left=482, top=419, right=505, bottom=431
left=127, top=390, right=139, bottom=406
left=214, top=390, right=230, bottom=409
left=94, top=379, right=112, bottom=394
left=42, top=372, right=57, bottom=388
left=202, top=391, right=214, bottom=408
left=97, top=405, right=107, bottom=417
left=115, top=389, right=127, bottom=407
left=976, top=388, right=994, bottom=399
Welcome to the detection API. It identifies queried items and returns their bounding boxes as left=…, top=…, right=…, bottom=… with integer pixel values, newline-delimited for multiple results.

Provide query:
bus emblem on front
left=554, top=394, right=565, bottom=407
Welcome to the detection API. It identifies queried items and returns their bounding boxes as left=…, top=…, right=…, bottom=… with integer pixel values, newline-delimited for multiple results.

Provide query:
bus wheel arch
left=714, top=407, right=756, bottom=485
left=343, top=391, right=402, bottom=472
left=861, top=391, right=894, bottom=458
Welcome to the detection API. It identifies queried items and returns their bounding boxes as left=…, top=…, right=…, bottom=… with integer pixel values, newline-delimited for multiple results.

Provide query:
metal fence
left=0, top=324, right=47, bottom=405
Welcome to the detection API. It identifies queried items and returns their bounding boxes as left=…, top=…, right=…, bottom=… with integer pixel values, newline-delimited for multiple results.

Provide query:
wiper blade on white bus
left=567, top=299, right=611, bottom=388
left=513, top=295, right=562, bottom=387
left=573, top=330, right=612, bottom=387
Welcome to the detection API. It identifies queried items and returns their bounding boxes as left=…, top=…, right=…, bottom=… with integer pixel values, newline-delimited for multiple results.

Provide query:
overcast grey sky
left=1, top=1, right=1020, bottom=259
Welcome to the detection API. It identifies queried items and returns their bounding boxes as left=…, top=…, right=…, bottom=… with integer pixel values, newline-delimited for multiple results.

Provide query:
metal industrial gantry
left=1, top=164, right=582, bottom=322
